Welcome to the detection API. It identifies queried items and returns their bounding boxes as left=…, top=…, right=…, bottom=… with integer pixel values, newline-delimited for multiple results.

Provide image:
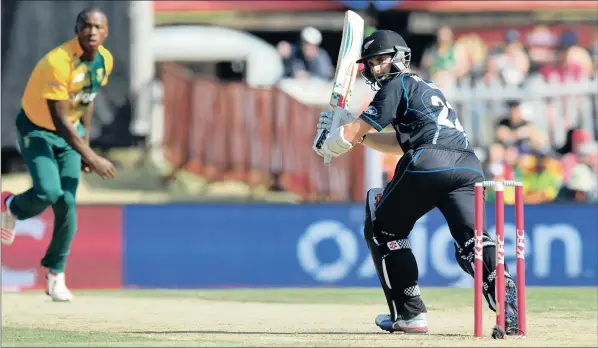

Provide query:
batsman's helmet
left=356, top=30, right=411, bottom=90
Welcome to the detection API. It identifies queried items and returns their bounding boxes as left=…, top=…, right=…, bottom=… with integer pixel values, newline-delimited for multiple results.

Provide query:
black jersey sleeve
left=359, top=80, right=402, bottom=132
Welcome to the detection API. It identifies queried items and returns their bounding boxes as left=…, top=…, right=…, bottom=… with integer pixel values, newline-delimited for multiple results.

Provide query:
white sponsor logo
left=474, top=232, right=483, bottom=260
left=516, top=228, right=525, bottom=260
left=297, top=216, right=587, bottom=287
left=496, top=235, right=505, bottom=265
left=72, top=92, right=97, bottom=104
left=297, top=220, right=358, bottom=283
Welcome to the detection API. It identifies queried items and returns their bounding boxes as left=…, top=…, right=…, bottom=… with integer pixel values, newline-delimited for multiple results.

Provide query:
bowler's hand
left=81, top=160, right=92, bottom=173
left=89, top=155, right=116, bottom=179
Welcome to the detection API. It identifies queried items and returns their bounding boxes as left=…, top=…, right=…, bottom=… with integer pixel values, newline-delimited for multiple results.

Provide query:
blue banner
left=123, top=204, right=598, bottom=288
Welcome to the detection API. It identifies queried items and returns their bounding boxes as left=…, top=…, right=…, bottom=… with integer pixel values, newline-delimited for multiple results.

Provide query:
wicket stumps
left=474, top=180, right=526, bottom=338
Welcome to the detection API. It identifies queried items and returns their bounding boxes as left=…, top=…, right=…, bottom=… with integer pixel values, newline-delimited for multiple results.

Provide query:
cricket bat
left=323, top=10, right=365, bottom=165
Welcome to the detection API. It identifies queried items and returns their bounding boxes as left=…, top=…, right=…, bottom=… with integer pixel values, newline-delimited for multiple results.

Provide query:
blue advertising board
left=123, top=204, right=598, bottom=288
left=335, top=0, right=402, bottom=10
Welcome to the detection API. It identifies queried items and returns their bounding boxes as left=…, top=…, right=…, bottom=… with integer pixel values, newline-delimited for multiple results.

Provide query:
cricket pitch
left=2, top=288, right=597, bottom=347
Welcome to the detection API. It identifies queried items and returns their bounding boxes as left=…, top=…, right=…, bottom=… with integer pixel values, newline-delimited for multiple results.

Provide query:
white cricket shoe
left=375, top=313, right=428, bottom=334
left=1, top=191, right=17, bottom=246
left=46, top=272, right=73, bottom=302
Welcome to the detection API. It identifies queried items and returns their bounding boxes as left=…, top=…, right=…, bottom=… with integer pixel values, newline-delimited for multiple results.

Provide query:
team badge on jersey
left=364, top=105, right=378, bottom=116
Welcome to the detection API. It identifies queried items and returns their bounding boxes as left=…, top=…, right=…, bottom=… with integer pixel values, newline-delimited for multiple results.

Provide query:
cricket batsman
left=1, top=8, right=116, bottom=301
left=313, top=30, right=519, bottom=334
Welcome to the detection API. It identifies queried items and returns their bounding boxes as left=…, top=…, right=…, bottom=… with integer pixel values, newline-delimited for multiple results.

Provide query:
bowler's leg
left=41, top=146, right=81, bottom=302
left=42, top=146, right=81, bottom=274
left=2, top=114, right=62, bottom=245
left=9, top=136, right=64, bottom=219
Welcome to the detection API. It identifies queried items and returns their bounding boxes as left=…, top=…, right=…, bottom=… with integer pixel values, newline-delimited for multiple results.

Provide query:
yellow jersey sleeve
left=41, top=54, right=71, bottom=101
left=100, top=47, right=114, bottom=87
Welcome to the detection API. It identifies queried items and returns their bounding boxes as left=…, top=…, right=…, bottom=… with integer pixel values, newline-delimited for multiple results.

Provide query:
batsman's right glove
left=312, top=109, right=354, bottom=157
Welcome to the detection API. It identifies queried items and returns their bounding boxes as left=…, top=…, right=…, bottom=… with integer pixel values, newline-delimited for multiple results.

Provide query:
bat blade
left=324, top=10, right=365, bottom=166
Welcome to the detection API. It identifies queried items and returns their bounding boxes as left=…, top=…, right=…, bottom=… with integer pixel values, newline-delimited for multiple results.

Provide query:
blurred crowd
left=432, top=25, right=598, bottom=204
left=276, top=25, right=598, bottom=204
left=417, top=25, right=597, bottom=88
left=485, top=103, right=597, bottom=204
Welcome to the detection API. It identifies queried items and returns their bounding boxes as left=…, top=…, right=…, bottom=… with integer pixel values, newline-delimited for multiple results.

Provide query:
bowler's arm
left=47, top=100, right=97, bottom=164
left=81, top=101, right=94, bottom=145
left=43, top=58, right=97, bottom=164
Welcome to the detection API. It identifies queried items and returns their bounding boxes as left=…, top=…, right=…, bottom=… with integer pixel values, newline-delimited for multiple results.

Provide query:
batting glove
left=312, top=109, right=354, bottom=157
left=316, top=109, right=354, bottom=131
left=320, top=125, right=353, bottom=158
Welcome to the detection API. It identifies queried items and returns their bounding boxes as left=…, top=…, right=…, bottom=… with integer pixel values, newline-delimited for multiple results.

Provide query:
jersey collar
left=71, top=37, right=85, bottom=57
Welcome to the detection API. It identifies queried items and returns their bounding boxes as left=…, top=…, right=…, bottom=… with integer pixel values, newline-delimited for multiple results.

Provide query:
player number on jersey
left=430, top=96, right=464, bottom=132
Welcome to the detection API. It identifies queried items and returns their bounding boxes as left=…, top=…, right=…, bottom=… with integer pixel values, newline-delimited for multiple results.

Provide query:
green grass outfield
left=3, top=287, right=597, bottom=347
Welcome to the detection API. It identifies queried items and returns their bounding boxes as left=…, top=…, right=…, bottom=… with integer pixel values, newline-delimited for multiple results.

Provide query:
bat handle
left=323, top=107, right=342, bottom=166
left=324, top=154, right=332, bottom=166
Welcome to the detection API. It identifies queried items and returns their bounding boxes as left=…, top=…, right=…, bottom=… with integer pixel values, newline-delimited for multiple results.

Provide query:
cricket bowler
left=313, top=30, right=519, bottom=334
left=1, top=8, right=116, bottom=301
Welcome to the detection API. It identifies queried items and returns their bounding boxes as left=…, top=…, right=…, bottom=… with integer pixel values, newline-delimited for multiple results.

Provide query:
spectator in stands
left=483, top=143, right=519, bottom=182
left=454, top=33, right=488, bottom=81
left=276, top=27, right=333, bottom=80
left=421, top=25, right=468, bottom=85
left=504, top=144, right=521, bottom=180
left=556, top=128, right=577, bottom=155
left=519, top=150, right=563, bottom=204
left=481, top=50, right=504, bottom=85
left=540, top=29, right=585, bottom=82
left=491, top=29, right=530, bottom=86
left=483, top=143, right=506, bottom=180
left=560, top=128, right=598, bottom=181
left=561, top=29, right=594, bottom=78
left=555, top=163, right=598, bottom=203
left=483, top=143, right=520, bottom=204
left=540, top=30, right=593, bottom=136
left=495, top=100, right=544, bottom=154
left=277, top=40, right=296, bottom=78
left=525, top=25, right=557, bottom=75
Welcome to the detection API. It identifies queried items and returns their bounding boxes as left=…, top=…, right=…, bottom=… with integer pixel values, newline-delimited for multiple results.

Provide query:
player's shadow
left=127, top=330, right=468, bottom=338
